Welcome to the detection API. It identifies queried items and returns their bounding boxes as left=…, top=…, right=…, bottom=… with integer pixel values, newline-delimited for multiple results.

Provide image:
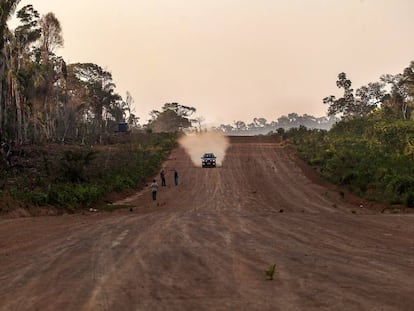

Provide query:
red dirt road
left=1, top=136, right=414, bottom=310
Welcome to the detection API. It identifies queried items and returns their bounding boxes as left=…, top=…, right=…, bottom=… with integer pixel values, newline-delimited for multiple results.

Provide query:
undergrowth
left=278, top=119, right=414, bottom=208
left=0, top=132, right=178, bottom=211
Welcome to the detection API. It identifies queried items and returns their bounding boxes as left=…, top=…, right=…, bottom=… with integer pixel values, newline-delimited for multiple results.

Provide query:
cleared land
left=1, top=136, right=413, bottom=311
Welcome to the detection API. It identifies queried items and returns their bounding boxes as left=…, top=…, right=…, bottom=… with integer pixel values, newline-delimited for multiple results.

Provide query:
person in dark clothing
left=160, top=169, right=166, bottom=186
left=174, top=169, right=179, bottom=186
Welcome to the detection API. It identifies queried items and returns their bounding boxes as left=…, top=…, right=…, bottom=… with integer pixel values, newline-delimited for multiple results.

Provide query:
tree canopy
left=148, top=103, right=195, bottom=133
left=324, top=67, right=413, bottom=121
left=0, top=5, right=138, bottom=144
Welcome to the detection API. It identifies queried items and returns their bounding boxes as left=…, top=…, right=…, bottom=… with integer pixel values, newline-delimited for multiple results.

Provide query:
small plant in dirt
left=265, top=264, right=277, bottom=280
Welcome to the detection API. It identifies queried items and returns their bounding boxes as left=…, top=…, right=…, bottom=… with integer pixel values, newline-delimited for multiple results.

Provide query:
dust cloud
left=179, top=132, right=230, bottom=167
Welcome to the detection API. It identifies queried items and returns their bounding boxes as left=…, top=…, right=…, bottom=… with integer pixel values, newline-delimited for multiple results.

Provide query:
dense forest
left=0, top=4, right=132, bottom=144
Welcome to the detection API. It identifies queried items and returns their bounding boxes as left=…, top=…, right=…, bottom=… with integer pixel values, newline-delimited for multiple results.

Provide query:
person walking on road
left=174, top=169, right=179, bottom=186
left=160, top=169, right=166, bottom=186
left=151, top=179, right=158, bottom=200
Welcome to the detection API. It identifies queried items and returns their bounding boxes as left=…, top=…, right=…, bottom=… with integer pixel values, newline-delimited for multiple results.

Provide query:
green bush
left=60, top=150, right=99, bottom=182
left=30, top=191, right=49, bottom=206
left=112, top=175, right=136, bottom=192
left=404, top=192, right=414, bottom=208
left=289, top=118, right=414, bottom=207
left=47, top=184, right=76, bottom=206
left=73, top=185, right=101, bottom=205
left=385, top=175, right=414, bottom=196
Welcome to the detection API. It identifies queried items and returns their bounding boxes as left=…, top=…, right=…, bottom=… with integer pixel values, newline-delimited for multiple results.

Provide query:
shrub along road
left=0, top=136, right=413, bottom=310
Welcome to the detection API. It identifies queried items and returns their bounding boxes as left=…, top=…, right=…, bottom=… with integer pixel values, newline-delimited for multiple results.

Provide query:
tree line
left=323, top=64, right=414, bottom=121
left=0, top=2, right=142, bottom=145
left=218, top=61, right=414, bottom=136
left=4, top=2, right=413, bottom=144
left=2, top=2, right=334, bottom=142
left=215, top=114, right=338, bottom=135
left=0, top=2, right=205, bottom=145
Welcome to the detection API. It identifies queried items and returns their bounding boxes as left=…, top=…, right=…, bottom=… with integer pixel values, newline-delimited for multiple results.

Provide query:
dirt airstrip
left=0, top=136, right=413, bottom=310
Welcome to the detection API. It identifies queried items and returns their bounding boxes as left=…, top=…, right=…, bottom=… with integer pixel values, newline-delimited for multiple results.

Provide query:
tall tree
left=323, top=72, right=355, bottom=118
left=323, top=72, right=384, bottom=119
left=69, top=63, right=122, bottom=140
left=9, top=5, right=41, bottom=142
left=123, top=91, right=140, bottom=128
left=380, top=74, right=410, bottom=120
left=148, top=103, right=195, bottom=132
left=0, top=0, right=21, bottom=141
left=39, top=12, right=63, bottom=61
left=37, top=12, right=63, bottom=140
left=403, top=61, right=414, bottom=119
left=354, top=82, right=386, bottom=117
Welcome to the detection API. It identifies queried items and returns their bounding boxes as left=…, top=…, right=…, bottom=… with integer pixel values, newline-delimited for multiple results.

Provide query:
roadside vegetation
left=0, top=132, right=178, bottom=213
left=282, top=120, right=414, bottom=207
left=277, top=63, right=414, bottom=208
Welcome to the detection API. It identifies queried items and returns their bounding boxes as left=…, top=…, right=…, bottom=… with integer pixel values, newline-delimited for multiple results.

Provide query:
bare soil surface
left=1, top=136, right=413, bottom=311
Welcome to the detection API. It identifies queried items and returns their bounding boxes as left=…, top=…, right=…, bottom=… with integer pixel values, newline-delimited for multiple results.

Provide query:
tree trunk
left=23, top=103, right=28, bottom=142
left=0, top=54, right=4, bottom=141
left=61, top=86, right=70, bottom=143
left=32, top=104, right=39, bottom=143
left=13, top=78, right=23, bottom=143
left=43, top=97, right=50, bottom=140
left=402, top=102, right=408, bottom=120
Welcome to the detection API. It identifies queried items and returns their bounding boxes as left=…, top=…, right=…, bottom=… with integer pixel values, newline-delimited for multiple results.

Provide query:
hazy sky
left=11, top=0, right=414, bottom=126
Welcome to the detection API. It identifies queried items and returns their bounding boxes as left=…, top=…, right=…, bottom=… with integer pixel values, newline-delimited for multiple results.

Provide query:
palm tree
left=0, top=0, right=21, bottom=140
